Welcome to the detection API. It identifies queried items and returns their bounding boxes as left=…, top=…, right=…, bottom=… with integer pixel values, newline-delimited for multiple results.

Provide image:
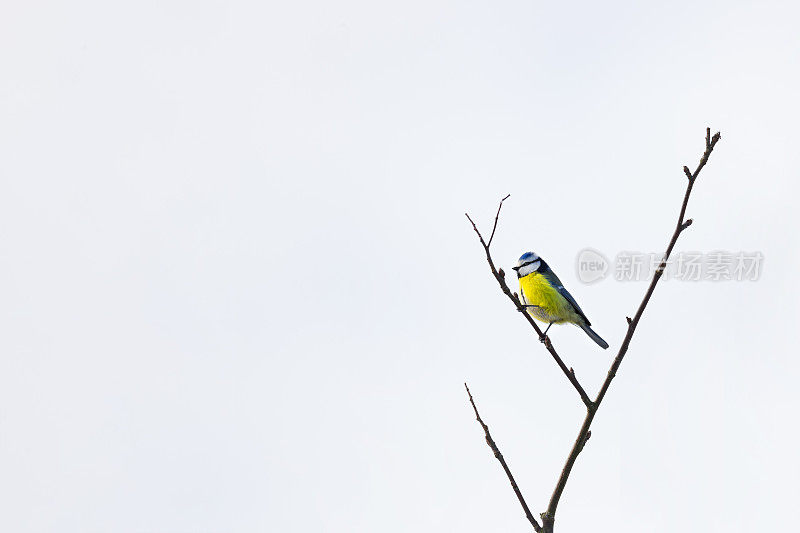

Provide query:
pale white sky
left=1, top=1, right=799, bottom=532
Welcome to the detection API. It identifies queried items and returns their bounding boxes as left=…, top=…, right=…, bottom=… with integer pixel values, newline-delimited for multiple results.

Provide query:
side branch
left=465, top=202, right=593, bottom=408
left=541, top=128, right=721, bottom=531
left=465, top=383, right=542, bottom=532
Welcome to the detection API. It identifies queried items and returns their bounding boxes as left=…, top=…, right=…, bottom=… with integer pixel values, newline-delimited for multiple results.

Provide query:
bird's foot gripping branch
left=464, top=128, right=721, bottom=533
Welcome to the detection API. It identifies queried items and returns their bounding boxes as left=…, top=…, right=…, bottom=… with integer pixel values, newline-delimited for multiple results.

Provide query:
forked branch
left=465, top=200, right=593, bottom=408
left=465, top=128, right=722, bottom=533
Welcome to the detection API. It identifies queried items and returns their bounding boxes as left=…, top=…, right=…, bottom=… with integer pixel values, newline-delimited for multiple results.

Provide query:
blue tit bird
left=512, top=251, right=609, bottom=349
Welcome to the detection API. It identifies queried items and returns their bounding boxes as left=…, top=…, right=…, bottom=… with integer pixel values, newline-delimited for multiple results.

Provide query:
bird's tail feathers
left=579, top=323, right=609, bottom=349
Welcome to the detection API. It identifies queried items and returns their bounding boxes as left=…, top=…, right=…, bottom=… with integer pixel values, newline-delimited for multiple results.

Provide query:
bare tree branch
left=540, top=128, right=721, bottom=532
left=465, top=205, right=593, bottom=408
left=487, top=193, right=511, bottom=248
left=465, top=128, right=722, bottom=533
left=465, top=383, right=542, bottom=532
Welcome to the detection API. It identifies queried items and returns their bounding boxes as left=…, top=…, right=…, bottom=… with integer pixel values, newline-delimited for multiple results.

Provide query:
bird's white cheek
left=517, top=261, right=541, bottom=277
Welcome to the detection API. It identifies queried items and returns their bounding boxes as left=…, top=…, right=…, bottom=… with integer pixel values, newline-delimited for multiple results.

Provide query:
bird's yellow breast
left=518, top=273, right=581, bottom=324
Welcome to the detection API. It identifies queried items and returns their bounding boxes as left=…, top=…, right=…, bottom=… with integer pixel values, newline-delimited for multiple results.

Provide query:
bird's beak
left=511, top=266, right=520, bottom=271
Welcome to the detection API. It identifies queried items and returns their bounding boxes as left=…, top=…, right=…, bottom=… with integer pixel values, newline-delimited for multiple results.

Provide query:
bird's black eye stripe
left=513, top=260, right=537, bottom=270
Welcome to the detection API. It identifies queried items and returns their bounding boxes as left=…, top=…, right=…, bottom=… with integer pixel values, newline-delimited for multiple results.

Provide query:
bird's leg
left=538, top=322, right=553, bottom=344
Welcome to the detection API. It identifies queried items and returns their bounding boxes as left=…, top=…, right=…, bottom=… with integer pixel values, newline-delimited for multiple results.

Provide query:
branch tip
left=487, top=194, right=512, bottom=248
left=683, top=166, right=692, bottom=179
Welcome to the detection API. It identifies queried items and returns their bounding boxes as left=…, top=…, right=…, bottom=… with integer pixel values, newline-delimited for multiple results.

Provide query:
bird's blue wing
left=541, top=269, right=591, bottom=326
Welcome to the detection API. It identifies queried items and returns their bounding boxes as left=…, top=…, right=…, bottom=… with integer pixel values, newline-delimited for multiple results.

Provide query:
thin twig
left=465, top=383, right=542, bottom=532
left=540, top=128, right=721, bottom=532
left=465, top=208, right=593, bottom=408
left=487, top=193, right=511, bottom=248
